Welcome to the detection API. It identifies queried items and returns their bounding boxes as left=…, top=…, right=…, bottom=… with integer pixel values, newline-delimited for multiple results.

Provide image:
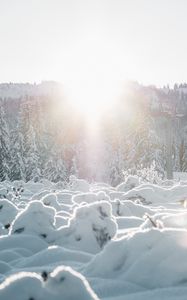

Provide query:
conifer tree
left=0, top=99, right=11, bottom=180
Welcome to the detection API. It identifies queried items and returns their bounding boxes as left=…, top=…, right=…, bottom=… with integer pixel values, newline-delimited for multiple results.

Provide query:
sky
left=0, top=0, right=187, bottom=87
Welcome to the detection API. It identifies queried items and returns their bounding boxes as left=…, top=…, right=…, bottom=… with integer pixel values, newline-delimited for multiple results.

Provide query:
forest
left=0, top=81, right=187, bottom=185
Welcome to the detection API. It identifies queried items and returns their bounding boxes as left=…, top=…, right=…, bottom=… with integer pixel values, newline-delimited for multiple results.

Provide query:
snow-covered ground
left=1, top=175, right=187, bottom=299
left=174, top=172, right=187, bottom=181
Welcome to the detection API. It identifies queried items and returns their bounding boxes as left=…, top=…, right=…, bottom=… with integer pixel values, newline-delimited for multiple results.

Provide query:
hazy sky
left=0, top=0, right=187, bottom=86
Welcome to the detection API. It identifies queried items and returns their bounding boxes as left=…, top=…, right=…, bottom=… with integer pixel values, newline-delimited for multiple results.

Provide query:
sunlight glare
left=64, top=74, right=122, bottom=131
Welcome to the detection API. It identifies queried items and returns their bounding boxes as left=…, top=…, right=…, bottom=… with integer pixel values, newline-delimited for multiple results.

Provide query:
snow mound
left=72, top=192, right=97, bottom=205
left=0, top=249, right=22, bottom=263
left=116, top=216, right=143, bottom=230
left=96, top=191, right=110, bottom=202
left=116, top=176, right=140, bottom=192
left=121, top=183, right=187, bottom=205
left=57, top=201, right=117, bottom=254
left=69, top=175, right=90, bottom=192
left=55, top=216, right=68, bottom=228
left=0, top=266, right=100, bottom=300
left=0, top=223, right=6, bottom=236
left=111, top=199, right=154, bottom=217
left=14, top=245, right=92, bottom=268
left=0, top=261, right=12, bottom=274
left=0, top=271, right=44, bottom=300
left=85, top=228, right=187, bottom=289
left=1, top=178, right=187, bottom=299
left=31, top=190, right=52, bottom=201
left=10, top=201, right=56, bottom=243
left=41, top=193, right=62, bottom=211
left=0, top=199, right=19, bottom=229
left=0, top=188, right=8, bottom=199
left=24, top=182, right=45, bottom=193
left=141, top=211, right=187, bottom=230
left=55, top=192, right=74, bottom=205
left=0, top=234, right=47, bottom=253
left=45, top=266, right=99, bottom=300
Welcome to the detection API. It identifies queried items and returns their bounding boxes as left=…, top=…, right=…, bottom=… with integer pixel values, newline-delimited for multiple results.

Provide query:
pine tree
left=31, top=97, right=48, bottom=177
left=44, top=147, right=67, bottom=182
left=17, top=96, right=41, bottom=181
left=9, top=127, right=24, bottom=181
left=0, top=99, right=11, bottom=180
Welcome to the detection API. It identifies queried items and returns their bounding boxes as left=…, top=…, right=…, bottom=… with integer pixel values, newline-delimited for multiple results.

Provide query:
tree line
left=0, top=82, right=187, bottom=185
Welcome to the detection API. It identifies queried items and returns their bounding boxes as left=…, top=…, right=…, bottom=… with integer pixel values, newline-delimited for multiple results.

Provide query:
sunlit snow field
left=1, top=175, right=187, bottom=299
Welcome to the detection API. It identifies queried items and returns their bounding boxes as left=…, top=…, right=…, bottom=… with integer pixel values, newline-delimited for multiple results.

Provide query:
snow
left=55, top=215, right=68, bottom=228
left=72, top=192, right=98, bottom=205
left=0, top=266, right=99, bottom=300
left=69, top=175, right=90, bottom=192
left=45, top=266, right=99, bottom=300
left=41, top=193, right=62, bottom=211
left=116, top=175, right=140, bottom=192
left=0, top=234, right=47, bottom=253
left=10, top=201, right=57, bottom=243
left=56, top=201, right=117, bottom=254
left=1, top=177, right=187, bottom=299
left=174, top=172, right=187, bottom=181
left=55, top=192, right=74, bottom=205
left=14, top=246, right=92, bottom=269
left=0, top=199, right=19, bottom=228
left=116, top=216, right=143, bottom=230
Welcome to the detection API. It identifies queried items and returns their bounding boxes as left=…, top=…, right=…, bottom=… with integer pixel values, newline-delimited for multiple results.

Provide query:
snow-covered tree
left=0, top=99, right=11, bottom=180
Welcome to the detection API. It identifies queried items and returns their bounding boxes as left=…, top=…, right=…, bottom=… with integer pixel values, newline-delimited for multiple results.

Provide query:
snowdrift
left=0, top=176, right=187, bottom=299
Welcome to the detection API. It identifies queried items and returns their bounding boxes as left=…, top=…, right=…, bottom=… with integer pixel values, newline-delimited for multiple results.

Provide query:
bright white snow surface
left=1, top=176, right=187, bottom=299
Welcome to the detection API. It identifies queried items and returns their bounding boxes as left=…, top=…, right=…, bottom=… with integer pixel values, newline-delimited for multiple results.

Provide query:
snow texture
left=1, top=176, right=187, bottom=299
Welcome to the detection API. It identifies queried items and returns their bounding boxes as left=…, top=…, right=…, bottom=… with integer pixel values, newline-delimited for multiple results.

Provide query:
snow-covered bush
left=41, top=193, right=62, bottom=211
left=111, top=199, right=154, bottom=217
left=0, top=266, right=100, bottom=300
left=123, top=162, right=164, bottom=185
left=69, top=175, right=90, bottom=192
left=96, top=191, right=110, bottom=202
left=116, top=175, right=140, bottom=192
left=55, top=192, right=74, bottom=205
left=72, top=192, right=98, bottom=205
left=45, top=266, right=100, bottom=300
left=10, top=201, right=56, bottom=243
left=141, top=211, right=187, bottom=230
left=0, top=199, right=19, bottom=230
left=57, top=201, right=117, bottom=254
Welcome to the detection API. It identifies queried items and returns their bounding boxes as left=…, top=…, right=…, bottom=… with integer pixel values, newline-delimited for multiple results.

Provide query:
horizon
left=0, top=80, right=186, bottom=90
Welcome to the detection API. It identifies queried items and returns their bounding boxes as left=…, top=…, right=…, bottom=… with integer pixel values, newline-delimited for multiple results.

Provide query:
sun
left=63, top=72, right=122, bottom=131
left=65, top=78, right=110, bottom=115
